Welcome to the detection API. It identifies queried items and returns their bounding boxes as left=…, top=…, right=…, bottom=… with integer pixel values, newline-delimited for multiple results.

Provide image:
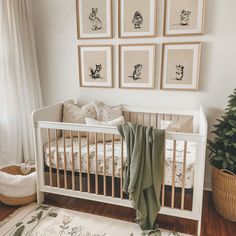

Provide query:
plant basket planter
left=0, top=165, right=37, bottom=206
left=212, top=167, right=236, bottom=222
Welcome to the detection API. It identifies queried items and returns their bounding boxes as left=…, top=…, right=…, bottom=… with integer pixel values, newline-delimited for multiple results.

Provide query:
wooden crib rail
left=37, top=121, right=120, bottom=135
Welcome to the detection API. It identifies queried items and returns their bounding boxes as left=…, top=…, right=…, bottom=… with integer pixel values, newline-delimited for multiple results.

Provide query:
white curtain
left=0, top=0, right=42, bottom=165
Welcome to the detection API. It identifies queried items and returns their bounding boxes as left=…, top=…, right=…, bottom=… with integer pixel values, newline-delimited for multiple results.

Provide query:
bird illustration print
left=132, top=11, right=143, bottom=29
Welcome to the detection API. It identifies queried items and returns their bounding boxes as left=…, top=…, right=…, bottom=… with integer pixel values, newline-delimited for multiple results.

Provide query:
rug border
left=0, top=203, right=37, bottom=234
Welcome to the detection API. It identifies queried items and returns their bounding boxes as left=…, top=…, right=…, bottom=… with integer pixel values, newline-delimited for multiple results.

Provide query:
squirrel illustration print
left=175, top=65, right=184, bottom=81
left=90, top=64, right=102, bottom=79
left=180, top=10, right=191, bottom=26
left=89, top=8, right=102, bottom=31
left=128, top=64, right=143, bottom=81
left=132, top=11, right=143, bottom=29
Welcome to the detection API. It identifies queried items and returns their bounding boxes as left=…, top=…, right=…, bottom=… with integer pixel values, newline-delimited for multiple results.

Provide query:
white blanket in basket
left=0, top=170, right=36, bottom=198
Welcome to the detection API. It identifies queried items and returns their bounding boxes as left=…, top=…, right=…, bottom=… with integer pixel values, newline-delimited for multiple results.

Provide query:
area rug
left=0, top=203, right=191, bottom=236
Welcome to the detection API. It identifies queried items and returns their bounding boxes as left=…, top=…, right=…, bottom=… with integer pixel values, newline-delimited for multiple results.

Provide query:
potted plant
left=208, top=88, right=236, bottom=221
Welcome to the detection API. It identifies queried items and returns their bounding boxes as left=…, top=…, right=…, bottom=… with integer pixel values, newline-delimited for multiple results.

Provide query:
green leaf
left=49, top=212, right=57, bottom=217
left=15, top=222, right=23, bottom=227
left=13, top=225, right=25, bottom=236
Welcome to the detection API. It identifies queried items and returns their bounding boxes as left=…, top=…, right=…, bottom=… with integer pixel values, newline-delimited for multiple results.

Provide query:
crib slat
left=103, top=134, right=106, bottom=196
left=181, top=141, right=188, bottom=210
left=150, top=113, right=157, bottom=129
left=120, top=137, right=124, bottom=199
left=137, top=112, right=144, bottom=125
left=87, top=132, right=90, bottom=193
left=47, top=129, right=53, bottom=187
left=161, top=139, right=166, bottom=207
left=95, top=133, right=98, bottom=195
left=70, top=131, right=75, bottom=191
left=63, top=130, right=67, bottom=189
left=78, top=131, right=82, bottom=192
left=171, top=140, right=177, bottom=208
left=55, top=129, right=60, bottom=188
left=124, top=111, right=130, bottom=122
left=112, top=135, right=115, bottom=198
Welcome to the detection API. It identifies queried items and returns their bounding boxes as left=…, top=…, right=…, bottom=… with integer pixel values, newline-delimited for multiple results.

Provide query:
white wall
left=32, top=0, right=236, bottom=189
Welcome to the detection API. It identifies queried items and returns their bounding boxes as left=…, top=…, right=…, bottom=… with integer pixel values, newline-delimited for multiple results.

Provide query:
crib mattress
left=44, top=138, right=196, bottom=189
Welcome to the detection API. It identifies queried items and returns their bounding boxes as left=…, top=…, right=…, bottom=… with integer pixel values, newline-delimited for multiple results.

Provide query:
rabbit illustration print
left=77, top=0, right=112, bottom=39
left=89, top=8, right=102, bottom=31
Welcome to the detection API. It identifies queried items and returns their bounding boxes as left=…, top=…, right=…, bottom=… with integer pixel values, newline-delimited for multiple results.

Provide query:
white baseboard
left=204, top=180, right=212, bottom=191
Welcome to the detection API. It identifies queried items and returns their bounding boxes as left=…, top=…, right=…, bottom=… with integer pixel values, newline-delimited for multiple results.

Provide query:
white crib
left=32, top=101, right=207, bottom=236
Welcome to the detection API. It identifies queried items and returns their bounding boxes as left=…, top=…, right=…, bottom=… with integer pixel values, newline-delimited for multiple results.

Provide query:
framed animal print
left=164, top=0, right=205, bottom=36
left=161, top=42, right=201, bottom=91
left=77, top=0, right=113, bottom=39
left=119, top=44, right=155, bottom=89
left=79, top=45, right=113, bottom=88
left=118, top=0, right=157, bottom=38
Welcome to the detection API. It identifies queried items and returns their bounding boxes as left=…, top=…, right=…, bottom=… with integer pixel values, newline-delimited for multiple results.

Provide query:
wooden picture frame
left=118, top=0, right=157, bottom=38
left=77, top=0, right=113, bottom=39
left=119, top=44, right=156, bottom=89
left=79, top=45, right=113, bottom=88
left=161, top=42, right=201, bottom=91
left=163, top=0, right=205, bottom=36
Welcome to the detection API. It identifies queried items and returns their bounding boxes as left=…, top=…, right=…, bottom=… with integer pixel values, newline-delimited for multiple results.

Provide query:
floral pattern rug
left=0, top=203, right=192, bottom=236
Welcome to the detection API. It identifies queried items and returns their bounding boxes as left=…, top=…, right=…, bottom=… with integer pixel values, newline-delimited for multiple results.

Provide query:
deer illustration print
left=128, top=64, right=143, bottom=81
left=175, top=65, right=184, bottom=81
left=132, top=11, right=143, bottom=29
left=89, top=8, right=102, bottom=31
left=90, top=64, right=102, bottom=79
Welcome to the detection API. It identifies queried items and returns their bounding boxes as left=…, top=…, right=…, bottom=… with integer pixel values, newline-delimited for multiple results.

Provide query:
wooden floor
left=0, top=191, right=235, bottom=236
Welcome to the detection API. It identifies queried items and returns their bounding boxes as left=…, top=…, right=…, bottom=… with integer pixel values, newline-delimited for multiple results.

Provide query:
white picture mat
left=80, top=46, right=112, bottom=87
left=165, top=0, right=204, bottom=35
left=120, top=0, right=156, bottom=37
left=78, top=0, right=112, bottom=38
left=120, top=45, right=155, bottom=88
left=162, top=44, right=200, bottom=89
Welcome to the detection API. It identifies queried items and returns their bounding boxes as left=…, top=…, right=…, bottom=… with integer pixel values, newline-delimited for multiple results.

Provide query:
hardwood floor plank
left=1, top=191, right=236, bottom=236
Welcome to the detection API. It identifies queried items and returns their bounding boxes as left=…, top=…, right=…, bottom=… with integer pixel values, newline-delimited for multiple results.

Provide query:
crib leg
left=37, top=191, right=44, bottom=204
left=197, top=219, right=201, bottom=236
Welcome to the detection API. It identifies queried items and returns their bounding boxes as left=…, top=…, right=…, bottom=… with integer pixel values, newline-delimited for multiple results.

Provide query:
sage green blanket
left=117, top=123, right=165, bottom=232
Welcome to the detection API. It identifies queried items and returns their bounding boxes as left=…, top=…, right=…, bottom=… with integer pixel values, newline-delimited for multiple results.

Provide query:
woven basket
left=0, top=165, right=37, bottom=206
left=212, top=167, right=236, bottom=221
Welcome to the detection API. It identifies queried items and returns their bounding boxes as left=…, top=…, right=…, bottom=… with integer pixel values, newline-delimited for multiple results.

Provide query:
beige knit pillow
left=63, top=102, right=97, bottom=137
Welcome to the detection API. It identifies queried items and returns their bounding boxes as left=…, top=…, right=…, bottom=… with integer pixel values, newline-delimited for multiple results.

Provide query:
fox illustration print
left=90, top=64, right=102, bottom=79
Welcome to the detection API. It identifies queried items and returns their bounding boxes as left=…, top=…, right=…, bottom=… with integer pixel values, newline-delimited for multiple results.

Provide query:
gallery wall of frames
left=77, top=0, right=205, bottom=91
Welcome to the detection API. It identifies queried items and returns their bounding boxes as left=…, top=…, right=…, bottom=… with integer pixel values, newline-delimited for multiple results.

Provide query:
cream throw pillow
left=94, top=102, right=123, bottom=121
left=164, top=117, right=193, bottom=133
left=85, top=116, right=125, bottom=143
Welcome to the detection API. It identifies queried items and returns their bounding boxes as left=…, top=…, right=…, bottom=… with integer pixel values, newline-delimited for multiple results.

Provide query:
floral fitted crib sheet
left=44, top=137, right=197, bottom=189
